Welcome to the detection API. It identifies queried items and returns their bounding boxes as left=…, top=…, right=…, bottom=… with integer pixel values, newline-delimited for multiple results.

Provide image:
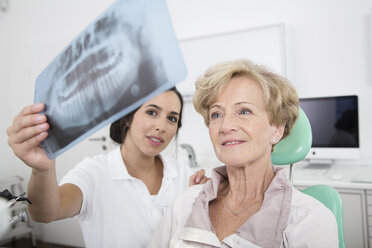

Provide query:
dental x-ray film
left=34, top=0, right=187, bottom=159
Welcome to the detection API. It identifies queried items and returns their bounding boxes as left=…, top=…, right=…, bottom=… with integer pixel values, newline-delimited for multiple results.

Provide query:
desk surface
left=292, top=159, right=372, bottom=190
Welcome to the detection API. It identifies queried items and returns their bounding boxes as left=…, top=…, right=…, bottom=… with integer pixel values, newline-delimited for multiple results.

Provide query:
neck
left=120, top=143, right=161, bottom=178
left=222, top=159, right=274, bottom=205
left=120, top=143, right=163, bottom=195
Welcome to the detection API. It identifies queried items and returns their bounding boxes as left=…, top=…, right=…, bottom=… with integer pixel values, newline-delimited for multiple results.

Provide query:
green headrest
left=271, top=107, right=312, bottom=165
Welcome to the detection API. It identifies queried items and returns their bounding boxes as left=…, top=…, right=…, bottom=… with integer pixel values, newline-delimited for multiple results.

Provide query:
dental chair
left=271, top=108, right=346, bottom=248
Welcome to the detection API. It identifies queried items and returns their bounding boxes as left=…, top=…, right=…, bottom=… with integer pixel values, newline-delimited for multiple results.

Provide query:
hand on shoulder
left=189, top=169, right=210, bottom=186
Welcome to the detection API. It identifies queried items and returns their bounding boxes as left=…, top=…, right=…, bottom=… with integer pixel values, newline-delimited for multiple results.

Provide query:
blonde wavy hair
left=193, top=59, right=299, bottom=140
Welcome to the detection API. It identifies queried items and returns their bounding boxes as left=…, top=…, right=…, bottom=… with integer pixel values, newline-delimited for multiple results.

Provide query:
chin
left=217, top=155, right=245, bottom=167
left=145, top=147, right=165, bottom=157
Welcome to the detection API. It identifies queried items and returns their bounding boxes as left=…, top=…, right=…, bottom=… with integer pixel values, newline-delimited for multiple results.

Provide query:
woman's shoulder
left=180, top=184, right=204, bottom=198
left=284, top=188, right=339, bottom=247
left=76, top=153, right=107, bottom=169
left=172, top=184, right=204, bottom=209
left=289, top=187, right=337, bottom=222
left=60, top=147, right=120, bottom=186
left=291, top=188, right=328, bottom=209
left=74, top=146, right=120, bottom=171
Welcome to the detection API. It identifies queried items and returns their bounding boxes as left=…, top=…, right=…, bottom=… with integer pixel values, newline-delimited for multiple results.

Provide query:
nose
left=220, top=112, right=238, bottom=134
left=155, top=118, right=167, bottom=133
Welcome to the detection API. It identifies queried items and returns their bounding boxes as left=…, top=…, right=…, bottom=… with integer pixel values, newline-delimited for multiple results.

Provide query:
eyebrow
left=235, top=101, right=253, bottom=106
left=209, top=104, right=222, bottom=110
left=210, top=101, right=252, bottom=109
left=145, top=104, right=161, bottom=110
left=145, top=104, right=180, bottom=116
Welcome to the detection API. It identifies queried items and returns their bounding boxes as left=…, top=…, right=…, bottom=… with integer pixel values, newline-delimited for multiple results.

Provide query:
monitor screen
left=299, top=95, right=359, bottom=161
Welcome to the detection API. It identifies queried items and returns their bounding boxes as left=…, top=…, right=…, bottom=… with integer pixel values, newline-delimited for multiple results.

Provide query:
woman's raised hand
left=7, top=103, right=54, bottom=171
left=189, top=169, right=210, bottom=186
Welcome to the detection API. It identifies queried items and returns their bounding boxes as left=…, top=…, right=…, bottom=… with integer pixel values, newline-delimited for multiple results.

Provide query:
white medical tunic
left=60, top=146, right=191, bottom=248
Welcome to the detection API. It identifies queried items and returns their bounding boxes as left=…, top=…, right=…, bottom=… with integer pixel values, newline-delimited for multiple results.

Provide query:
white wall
left=1, top=0, right=372, bottom=245
left=167, top=0, right=372, bottom=162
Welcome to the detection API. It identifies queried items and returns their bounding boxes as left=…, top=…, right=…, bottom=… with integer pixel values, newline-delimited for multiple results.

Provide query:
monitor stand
left=304, top=159, right=334, bottom=170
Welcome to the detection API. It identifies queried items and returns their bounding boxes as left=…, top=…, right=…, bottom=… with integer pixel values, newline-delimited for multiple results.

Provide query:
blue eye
left=240, top=109, right=251, bottom=115
left=211, top=112, right=221, bottom=120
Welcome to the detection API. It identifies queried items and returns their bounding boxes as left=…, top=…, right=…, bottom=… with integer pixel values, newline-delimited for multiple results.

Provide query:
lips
left=147, top=136, right=164, bottom=146
left=222, top=139, right=245, bottom=146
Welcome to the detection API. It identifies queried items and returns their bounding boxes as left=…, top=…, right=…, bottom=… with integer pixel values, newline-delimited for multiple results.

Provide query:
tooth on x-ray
left=34, top=0, right=187, bottom=159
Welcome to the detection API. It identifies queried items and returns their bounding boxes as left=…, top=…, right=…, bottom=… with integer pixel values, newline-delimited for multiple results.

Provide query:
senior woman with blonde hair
left=148, top=59, right=338, bottom=247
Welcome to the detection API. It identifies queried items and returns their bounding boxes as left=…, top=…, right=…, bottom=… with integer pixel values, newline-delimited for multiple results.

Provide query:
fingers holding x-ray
left=34, top=0, right=187, bottom=159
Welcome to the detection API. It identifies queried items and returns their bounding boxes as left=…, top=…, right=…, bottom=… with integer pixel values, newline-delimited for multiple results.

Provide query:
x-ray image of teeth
left=34, top=0, right=187, bottom=159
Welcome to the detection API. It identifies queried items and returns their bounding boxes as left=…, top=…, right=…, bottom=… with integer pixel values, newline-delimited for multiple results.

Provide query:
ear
left=271, top=124, right=285, bottom=144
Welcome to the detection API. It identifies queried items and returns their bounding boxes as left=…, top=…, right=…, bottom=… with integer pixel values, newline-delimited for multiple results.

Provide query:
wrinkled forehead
left=210, top=75, right=268, bottom=107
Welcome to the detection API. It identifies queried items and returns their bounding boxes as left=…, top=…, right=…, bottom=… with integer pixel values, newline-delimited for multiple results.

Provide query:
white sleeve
left=283, top=190, right=339, bottom=248
left=59, top=157, right=98, bottom=219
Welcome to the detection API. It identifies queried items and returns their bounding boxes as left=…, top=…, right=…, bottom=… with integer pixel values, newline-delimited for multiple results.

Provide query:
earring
left=272, top=138, right=277, bottom=143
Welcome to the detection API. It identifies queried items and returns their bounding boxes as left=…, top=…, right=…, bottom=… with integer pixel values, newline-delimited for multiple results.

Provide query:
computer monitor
left=299, top=95, right=360, bottom=163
